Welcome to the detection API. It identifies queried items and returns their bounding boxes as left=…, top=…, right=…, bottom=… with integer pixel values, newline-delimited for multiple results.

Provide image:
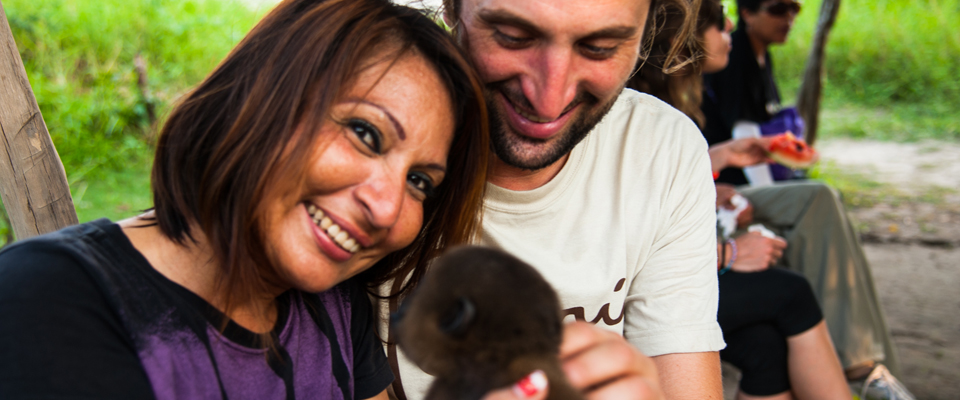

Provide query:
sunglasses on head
left=761, top=1, right=802, bottom=16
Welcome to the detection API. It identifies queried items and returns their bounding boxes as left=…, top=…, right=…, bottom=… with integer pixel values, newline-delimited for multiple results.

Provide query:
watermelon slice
left=767, top=132, right=819, bottom=169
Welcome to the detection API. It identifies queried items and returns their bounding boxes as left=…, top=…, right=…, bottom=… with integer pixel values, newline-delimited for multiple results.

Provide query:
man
left=387, top=0, right=725, bottom=398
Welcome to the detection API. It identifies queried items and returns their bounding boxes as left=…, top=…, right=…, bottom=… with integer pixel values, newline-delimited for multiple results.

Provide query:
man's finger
left=482, top=370, right=550, bottom=400
left=559, top=321, right=611, bottom=358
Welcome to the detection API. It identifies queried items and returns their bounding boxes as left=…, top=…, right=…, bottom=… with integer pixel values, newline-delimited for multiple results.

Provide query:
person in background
left=702, top=0, right=799, bottom=185
left=630, top=0, right=915, bottom=398
left=0, top=0, right=489, bottom=398
left=631, top=1, right=850, bottom=399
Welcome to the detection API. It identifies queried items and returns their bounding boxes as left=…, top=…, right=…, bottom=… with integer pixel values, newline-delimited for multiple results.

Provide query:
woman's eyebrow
left=343, top=98, right=406, bottom=140
left=423, top=163, right=447, bottom=174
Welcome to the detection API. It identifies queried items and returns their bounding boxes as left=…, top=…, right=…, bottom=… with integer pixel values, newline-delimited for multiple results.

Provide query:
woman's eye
left=348, top=119, right=382, bottom=154
left=407, top=172, right=436, bottom=199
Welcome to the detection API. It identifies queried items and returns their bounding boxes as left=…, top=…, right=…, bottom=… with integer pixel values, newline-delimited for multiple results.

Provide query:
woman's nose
left=355, top=167, right=404, bottom=229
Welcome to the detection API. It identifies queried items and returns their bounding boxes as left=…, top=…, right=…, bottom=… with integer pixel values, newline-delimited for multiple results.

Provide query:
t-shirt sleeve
left=0, top=241, right=155, bottom=399
left=348, top=281, right=394, bottom=399
left=623, top=115, right=726, bottom=356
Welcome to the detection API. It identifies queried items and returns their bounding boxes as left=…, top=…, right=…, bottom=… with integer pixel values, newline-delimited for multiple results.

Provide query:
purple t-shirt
left=0, top=219, right=393, bottom=399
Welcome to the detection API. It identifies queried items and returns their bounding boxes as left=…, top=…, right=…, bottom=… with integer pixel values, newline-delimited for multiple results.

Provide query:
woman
left=0, top=0, right=488, bottom=398
left=629, top=1, right=852, bottom=399
left=701, top=0, right=801, bottom=185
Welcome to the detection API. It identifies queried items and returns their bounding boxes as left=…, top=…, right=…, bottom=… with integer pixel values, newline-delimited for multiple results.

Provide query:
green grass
left=809, top=160, right=956, bottom=209
left=0, top=0, right=266, bottom=244
left=721, top=0, right=960, bottom=143
left=2, top=0, right=957, bottom=244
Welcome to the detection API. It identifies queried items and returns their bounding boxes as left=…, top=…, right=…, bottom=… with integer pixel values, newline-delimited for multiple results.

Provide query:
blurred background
left=2, top=0, right=958, bottom=397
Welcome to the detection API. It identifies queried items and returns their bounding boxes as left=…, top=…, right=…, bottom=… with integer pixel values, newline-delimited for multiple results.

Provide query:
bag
left=759, top=107, right=806, bottom=181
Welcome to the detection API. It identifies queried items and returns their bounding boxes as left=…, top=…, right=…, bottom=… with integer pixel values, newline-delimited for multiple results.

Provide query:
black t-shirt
left=0, top=219, right=393, bottom=399
left=702, top=28, right=782, bottom=185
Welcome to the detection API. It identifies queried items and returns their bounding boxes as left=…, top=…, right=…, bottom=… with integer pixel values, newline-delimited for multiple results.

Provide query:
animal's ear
left=439, top=297, right=475, bottom=337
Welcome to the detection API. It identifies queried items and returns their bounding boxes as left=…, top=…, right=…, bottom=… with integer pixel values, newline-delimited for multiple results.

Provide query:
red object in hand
left=767, top=132, right=819, bottom=169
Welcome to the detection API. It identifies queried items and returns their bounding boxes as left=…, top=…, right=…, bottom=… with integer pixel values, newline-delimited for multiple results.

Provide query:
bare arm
left=365, top=389, right=389, bottom=400
left=652, top=352, right=722, bottom=400
left=708, top=137, right=772, bottom=172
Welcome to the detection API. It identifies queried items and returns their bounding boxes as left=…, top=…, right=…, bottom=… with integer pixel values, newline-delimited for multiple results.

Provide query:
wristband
left=717, top=239, right=737, bottom=275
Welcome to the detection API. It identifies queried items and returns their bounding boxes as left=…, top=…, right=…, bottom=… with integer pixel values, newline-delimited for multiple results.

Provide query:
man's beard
left=486, top=82, right=620, bottom=171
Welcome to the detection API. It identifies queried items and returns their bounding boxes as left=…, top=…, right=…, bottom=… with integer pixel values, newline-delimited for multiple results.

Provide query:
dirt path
left=819, top=138, right=960, bottom=399
left=723, top=139, right=960, bottom=399
left=866, top=243, right=960, bottom=400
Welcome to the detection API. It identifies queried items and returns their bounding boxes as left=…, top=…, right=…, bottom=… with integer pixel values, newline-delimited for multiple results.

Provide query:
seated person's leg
left=721, top=324, right=790, bottom=398
left=738, top=181, right=899, bottom=376
left=718, top=268, right=823, bottom=339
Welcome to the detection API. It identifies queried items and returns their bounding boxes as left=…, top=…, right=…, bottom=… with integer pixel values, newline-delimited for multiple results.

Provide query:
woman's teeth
left=306, top=204, right=361, bottom=253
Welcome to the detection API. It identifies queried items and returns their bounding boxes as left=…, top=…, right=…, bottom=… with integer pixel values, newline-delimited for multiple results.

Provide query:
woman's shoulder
left=0, top=219, right=138, bottom=292
left=0, top=221, right=155, bottom=399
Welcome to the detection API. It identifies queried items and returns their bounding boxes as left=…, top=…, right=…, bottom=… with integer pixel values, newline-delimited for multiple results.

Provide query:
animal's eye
left=348, top=118, right=382, bottom=154
left=439, top=297, right=475, bottom=337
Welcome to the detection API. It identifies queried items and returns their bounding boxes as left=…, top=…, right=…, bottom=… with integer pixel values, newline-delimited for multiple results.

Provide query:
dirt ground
left=724, top=139, right=960, bottom=399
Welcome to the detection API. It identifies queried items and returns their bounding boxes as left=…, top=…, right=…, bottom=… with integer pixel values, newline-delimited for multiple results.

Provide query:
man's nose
left=355, top=167, right=404, bottom=230
left=522, top=46, right=579, bottom=121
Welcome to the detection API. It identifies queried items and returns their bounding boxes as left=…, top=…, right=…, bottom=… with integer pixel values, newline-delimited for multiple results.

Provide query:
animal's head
left=392, top=246, right=564, bottom=375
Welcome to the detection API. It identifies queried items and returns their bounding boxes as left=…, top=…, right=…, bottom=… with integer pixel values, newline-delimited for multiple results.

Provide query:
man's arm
left=652, top=352, right=722, bottom=400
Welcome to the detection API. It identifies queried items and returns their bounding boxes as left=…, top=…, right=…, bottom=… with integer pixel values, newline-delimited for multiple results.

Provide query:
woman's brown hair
left=628, top=0, right=724, bottom=127
left=152, top=0, right=488, bottom=325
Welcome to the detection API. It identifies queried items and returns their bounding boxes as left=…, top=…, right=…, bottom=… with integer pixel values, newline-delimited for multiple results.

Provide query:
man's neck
left=487, top=153, right=570, bottom=191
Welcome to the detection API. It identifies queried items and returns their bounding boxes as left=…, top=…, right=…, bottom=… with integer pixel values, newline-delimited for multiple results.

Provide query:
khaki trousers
left=738, top=180, right=901, bottom=377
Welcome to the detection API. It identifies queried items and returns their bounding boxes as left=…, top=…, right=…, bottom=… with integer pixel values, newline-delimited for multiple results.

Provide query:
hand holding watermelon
left=767, top=132, right=819, bottom=169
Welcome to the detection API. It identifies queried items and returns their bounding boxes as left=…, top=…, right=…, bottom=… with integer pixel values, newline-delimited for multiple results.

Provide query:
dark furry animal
left=392, top=246, right=583, bottom=400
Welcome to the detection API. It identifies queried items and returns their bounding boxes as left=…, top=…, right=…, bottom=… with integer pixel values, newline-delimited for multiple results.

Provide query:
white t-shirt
left=386, top=90, right=725, bottom=399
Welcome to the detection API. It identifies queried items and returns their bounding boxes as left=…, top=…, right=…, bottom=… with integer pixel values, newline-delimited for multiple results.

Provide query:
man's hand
left=731, top=231, right=787, bottom=272
left=708, top=137, right=773, bottom=172
left=482, top=322, right=663, bottom=400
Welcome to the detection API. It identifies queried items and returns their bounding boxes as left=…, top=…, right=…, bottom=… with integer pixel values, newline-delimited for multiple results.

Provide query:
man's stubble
left=485, top=81, right=622, bottom=171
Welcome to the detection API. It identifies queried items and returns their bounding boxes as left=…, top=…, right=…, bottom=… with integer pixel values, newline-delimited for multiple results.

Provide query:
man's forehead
left=460, top=0, right=649, bottom=35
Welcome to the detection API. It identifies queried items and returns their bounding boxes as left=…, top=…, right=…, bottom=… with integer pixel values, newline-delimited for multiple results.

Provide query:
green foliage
left=5, top=0, right=261, bottom=183
left=771, top=0, right=960, bottom=108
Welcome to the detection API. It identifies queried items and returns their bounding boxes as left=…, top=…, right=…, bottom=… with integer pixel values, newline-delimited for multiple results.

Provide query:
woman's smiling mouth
left=306, top=203, right=362, bottom=253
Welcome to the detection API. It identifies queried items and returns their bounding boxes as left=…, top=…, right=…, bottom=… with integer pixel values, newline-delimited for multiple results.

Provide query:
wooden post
left=0, top=0, right=78, bottom=240
left=796, top=0, right=841, bottom=146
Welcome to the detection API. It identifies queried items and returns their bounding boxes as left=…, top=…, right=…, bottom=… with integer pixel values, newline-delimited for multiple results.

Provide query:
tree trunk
left=796, top=0, right=841, bottom=147
left=0, top=0, right=78, bottom=240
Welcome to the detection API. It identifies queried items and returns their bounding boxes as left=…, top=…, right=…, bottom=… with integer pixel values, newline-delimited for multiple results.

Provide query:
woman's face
left=702, top=17, right=733, bottom=74
left=264, top=51, right=455, bottom=293
left=742, top=0, right=799, bottom=46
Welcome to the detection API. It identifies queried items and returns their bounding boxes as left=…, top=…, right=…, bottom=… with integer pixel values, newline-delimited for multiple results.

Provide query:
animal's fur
left=392, top=246, right=583, bottom=400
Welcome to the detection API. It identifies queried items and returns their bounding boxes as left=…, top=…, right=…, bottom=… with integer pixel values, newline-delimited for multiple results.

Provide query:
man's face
left=455, top=0, right=650, bottom=170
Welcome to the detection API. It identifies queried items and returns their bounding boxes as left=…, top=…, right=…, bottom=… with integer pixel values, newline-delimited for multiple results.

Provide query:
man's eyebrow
left=583, top=26, right=639, bottom=40
left=476, top=9, right=541, bottom=35
left=477, top=9, right=638, bottom=40
left=343, top=98, right=406, bottom=140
